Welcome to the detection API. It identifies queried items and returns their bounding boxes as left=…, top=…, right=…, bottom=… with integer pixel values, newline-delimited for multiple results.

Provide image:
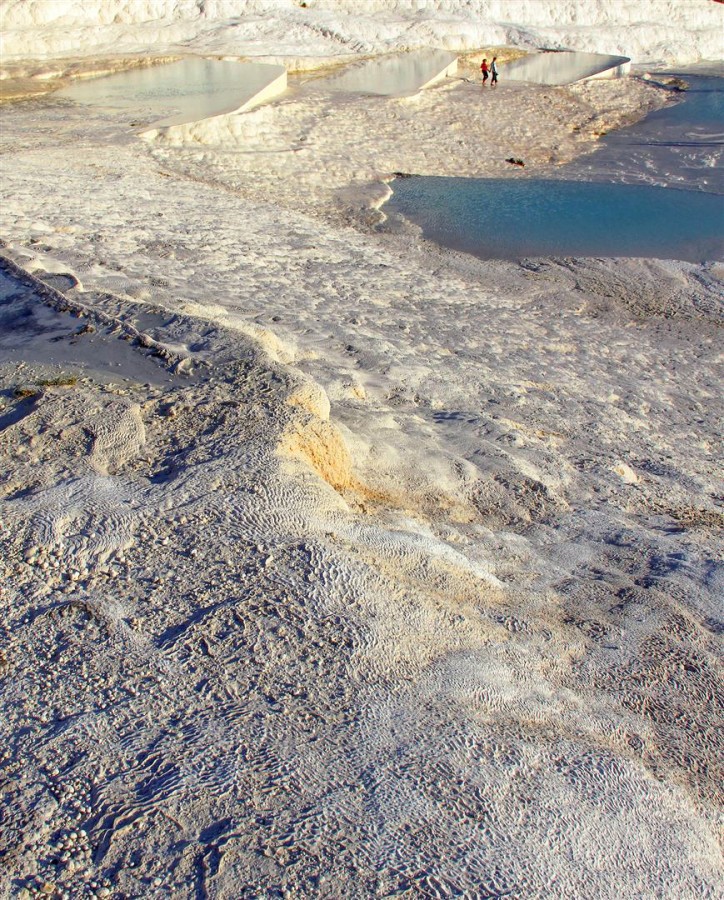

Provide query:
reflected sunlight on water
left=504, top=50, right=630, bottom=85
left=58, top=58, right=286, bottom=127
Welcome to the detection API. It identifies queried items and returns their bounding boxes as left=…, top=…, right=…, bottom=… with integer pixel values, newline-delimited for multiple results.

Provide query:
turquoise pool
left=387, top=176, right=723, bottom=263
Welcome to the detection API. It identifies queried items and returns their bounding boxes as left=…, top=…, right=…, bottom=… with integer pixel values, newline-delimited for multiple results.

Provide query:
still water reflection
left=326, top=50, right=457, bottom=97
left=503, top=50, right=630, bottom=85
left=58, top=58, right=285, bottom=127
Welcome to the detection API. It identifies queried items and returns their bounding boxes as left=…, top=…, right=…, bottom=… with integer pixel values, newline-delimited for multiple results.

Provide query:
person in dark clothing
left=480, top=58, right=489, bottom=85
left=490, top=57, right=499, bottom=86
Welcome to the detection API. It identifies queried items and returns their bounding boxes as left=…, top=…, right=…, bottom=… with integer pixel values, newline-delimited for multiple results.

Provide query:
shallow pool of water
left=58, top=58, right=286, bottom=126
left=387, top=176, right=724, bottom=263
left=325, top=50, right=457, bottom=97
left=503, top=51, right=630, bottom=85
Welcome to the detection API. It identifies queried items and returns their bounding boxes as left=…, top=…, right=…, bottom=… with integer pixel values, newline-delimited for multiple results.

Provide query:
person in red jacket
left=480, top=58, right=489, bottom=85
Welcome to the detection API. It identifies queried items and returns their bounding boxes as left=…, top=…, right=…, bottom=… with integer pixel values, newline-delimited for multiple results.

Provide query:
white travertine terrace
left=1, top=0, right=721, bottom=66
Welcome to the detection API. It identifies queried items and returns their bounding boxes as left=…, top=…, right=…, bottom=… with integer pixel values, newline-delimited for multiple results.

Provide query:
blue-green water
left=388, top=177, right=723, bottom=262
left=388, top=73, right=724, bottom=263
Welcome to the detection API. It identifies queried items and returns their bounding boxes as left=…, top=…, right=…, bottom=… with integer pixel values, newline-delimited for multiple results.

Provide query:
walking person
left=480, top=58, right=489, bottom=85
left=490, top=56, right=499, bottom=86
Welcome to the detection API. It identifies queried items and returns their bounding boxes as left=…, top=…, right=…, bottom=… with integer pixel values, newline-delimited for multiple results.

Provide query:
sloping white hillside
left=1, top=0, right=723, bottom=896
left=1, top=0, right=722, bottom=65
